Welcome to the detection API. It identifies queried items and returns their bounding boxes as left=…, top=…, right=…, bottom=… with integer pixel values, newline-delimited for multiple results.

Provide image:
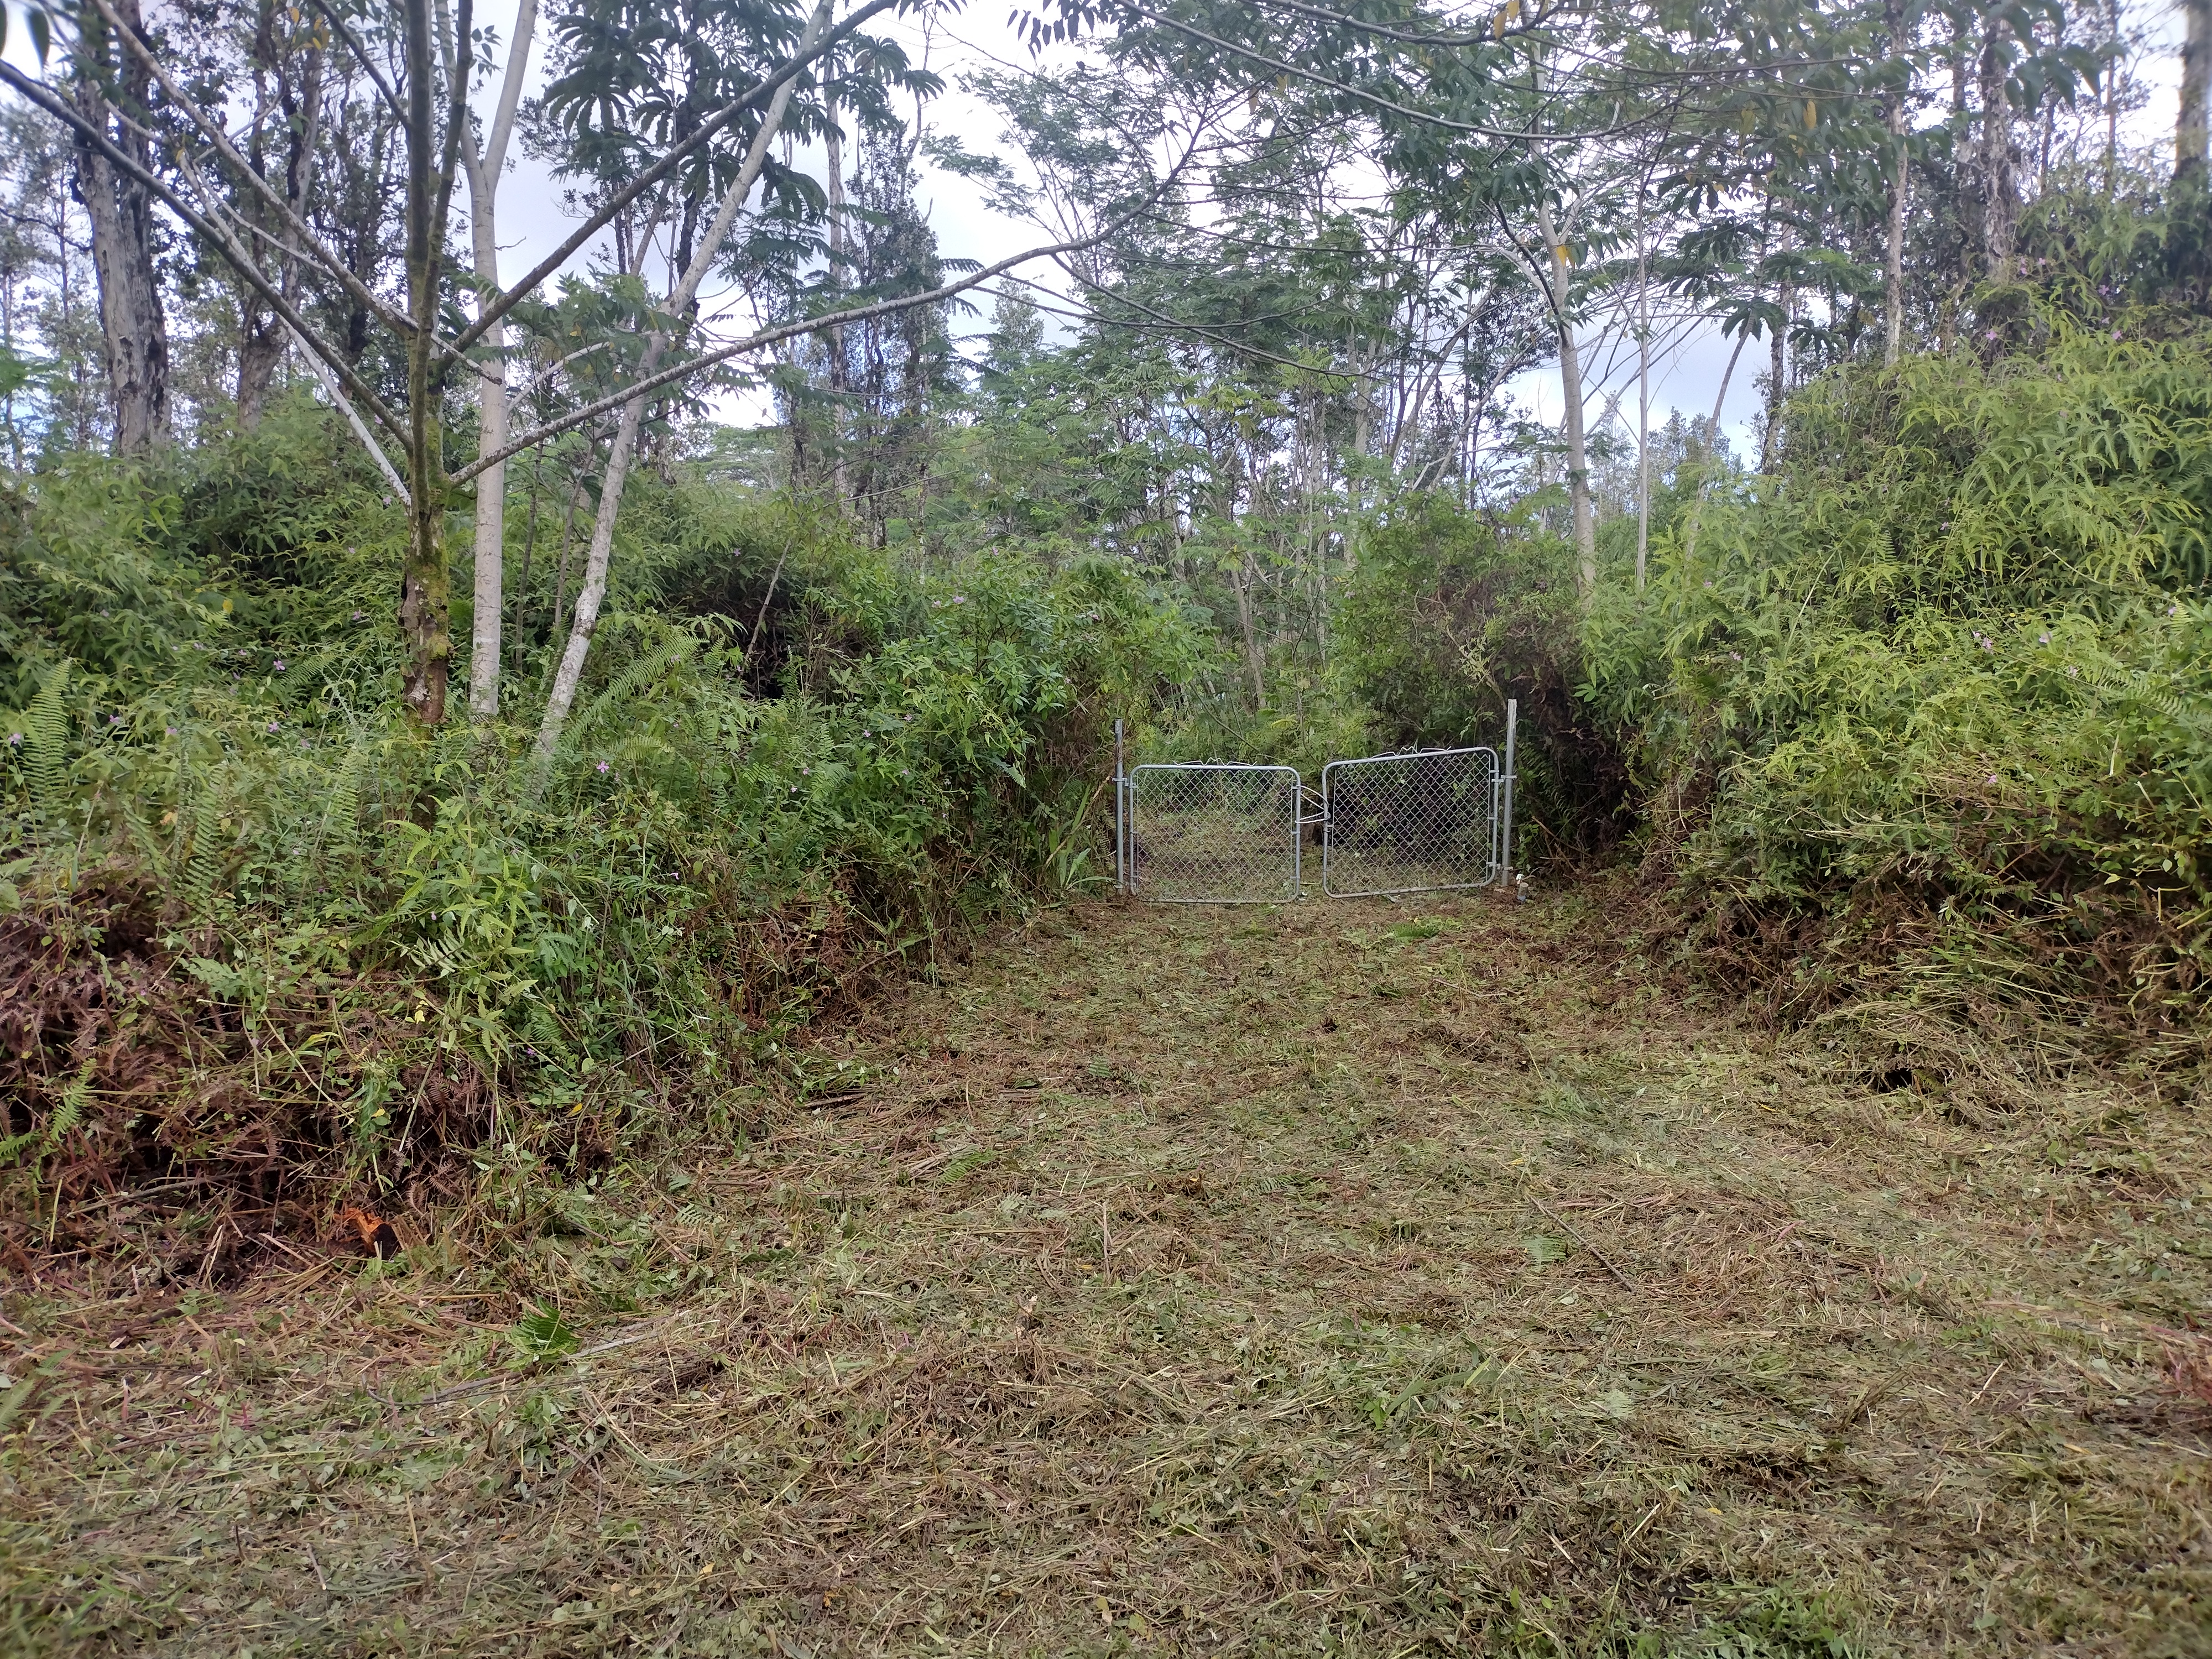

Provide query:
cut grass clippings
left=3, top=883, right=2210, bottom=1655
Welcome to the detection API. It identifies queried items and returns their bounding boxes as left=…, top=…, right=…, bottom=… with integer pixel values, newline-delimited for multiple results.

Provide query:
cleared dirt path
left=5, top=888, right=2209, bottom=1655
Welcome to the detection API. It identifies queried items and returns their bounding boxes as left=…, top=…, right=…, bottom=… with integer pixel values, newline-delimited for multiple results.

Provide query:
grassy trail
left=4, top=887, right=2209, bottom=1655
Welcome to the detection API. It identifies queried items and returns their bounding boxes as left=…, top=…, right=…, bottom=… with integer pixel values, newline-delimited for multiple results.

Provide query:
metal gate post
left=1498, top=698, right=1517, bottom=889
left=1113, top=718, right=1126, bottom=895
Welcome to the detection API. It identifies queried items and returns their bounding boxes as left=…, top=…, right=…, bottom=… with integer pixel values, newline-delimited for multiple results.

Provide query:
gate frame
left=1124, top=759, right=1303, bottom=904
left=1111, top=699, right=1516, bottom=902
left=1319, top=744, right=1503, bottom=899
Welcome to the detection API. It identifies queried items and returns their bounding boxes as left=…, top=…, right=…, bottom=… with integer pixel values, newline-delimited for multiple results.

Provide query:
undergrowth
left=0, top=406, right=1206, bottom=1275
left=1583, top=319, right=2212, bottom=1050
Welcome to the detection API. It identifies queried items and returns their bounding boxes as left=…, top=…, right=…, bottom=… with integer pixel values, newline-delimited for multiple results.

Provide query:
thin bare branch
left=301, top=0, right=405, bottom=124
left=451, top=0, right=900, bottom=358
left=0, top=60, right=409, bottom=445
left=86, top=0, right=423, bottom=347
left=459, top=227, right=1133, bottom=483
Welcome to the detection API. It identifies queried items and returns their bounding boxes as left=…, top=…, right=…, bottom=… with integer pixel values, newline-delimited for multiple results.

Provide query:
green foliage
left=1, top=427, right=1209, bottom=1214
left=1583, top=326, right=2212, bottom=1016
left=1336, top=493, right=1628, bottom=856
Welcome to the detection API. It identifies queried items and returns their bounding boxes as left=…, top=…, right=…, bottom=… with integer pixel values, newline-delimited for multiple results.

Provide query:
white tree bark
left=535, top=0, right=833, bottom=763
left=462, top=0, right=539, bottom=719
left=1533, top=196, right=1595, bottom=593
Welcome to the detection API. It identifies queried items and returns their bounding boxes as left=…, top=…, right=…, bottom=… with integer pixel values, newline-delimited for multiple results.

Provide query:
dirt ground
left=3, top=885, right=2210, bottom=1656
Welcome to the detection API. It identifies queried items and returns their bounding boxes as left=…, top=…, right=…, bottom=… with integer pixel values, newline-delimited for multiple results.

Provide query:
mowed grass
left=3, top=885, right=2210, bottom=1656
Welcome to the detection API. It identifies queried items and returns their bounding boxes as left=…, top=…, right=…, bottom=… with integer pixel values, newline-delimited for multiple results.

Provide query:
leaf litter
left=2, top=880, right=2208, bottom=1655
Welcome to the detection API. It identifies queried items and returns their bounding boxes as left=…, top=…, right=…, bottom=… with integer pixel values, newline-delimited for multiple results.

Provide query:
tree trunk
left=1634, top=195, right=1651, bottom=590
left=462, top=0, right=539, bottom=719
left=400, top=0, right=448, bottom=724
left=236, top=6, right=322, bottom=431
left=1761, top=305, right=1786, bottom=469
left=1882, top=0, right=1908, bottom=367
left=1232, top=552, right=1265, bottom=707
left=2180, top=0, right=2211, bottom=184
left=536, top=0, right=831, bottom=764
left=825, top=81, right=849, bottom=507
left=71, top=0, right=169, bottom=454
left=1533, top=197, right=1594, bottom=592
left=1884, top=102, right=1908, bottom=366
left=1979, top=7, right=2016, bottom=275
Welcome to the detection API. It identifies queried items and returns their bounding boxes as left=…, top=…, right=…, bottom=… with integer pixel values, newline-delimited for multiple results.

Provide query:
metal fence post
left=1113, top=718, right=1126, bottom=895
left=1499, top=698, right=1517, bottom=888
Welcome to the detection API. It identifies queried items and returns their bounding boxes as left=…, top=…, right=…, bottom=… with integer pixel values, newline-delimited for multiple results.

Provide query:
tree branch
left=450, top=0, right=900, bottom=358
left=457, top=226, right=1134, bottom=483
left=1117, top=0, right=1686, bottom=143
left=301, top=0, right=405, bottom=125
left=86, top=0, right=423, bottom=348
left=0, top=60, right=409, bottom=445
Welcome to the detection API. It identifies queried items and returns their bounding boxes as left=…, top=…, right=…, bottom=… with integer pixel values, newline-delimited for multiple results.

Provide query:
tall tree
left=69, top=0, right=168, bottom=451
left=460, top=0, right=540, bottom=719
left=2182, top=0, right=2211, bottom=182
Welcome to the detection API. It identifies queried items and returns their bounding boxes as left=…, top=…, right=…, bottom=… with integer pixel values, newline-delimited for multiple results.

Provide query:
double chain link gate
left=1112, top=701, right=1517, bottom=904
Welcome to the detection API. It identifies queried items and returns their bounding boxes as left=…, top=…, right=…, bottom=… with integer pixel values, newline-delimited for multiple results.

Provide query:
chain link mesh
left=1128, top=764, right=1301, bottom=903
left=1321, top=747, right=1498, bottom=898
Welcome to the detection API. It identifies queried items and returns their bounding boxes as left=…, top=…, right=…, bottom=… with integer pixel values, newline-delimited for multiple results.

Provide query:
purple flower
left=1986, top=774, right=2000, bottom=785
left=352, top=611, right=366, bottom=622
left=267, top=721, right=280, bottom=733
left=2112, top=330, right=2122, bottom=341
left=1985, top=329, right=2000, bottom=341
left=165, top=726, right=176, bottom=735
left=108, top=712, right=122, bottom=724
left=596, top=760, right=610, bottom=774
left=6, top=733, right=18, bottom=747
left=2038, top=633, right=2050, bottom=644
left=273, top=660, right=286, bottom=672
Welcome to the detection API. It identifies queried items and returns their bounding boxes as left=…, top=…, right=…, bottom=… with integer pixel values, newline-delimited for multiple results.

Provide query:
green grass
left=2, top=881, right=2208, bottom=1655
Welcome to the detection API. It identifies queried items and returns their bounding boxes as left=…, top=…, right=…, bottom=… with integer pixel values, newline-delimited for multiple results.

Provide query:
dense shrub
left=1583, top=324, right=2212, bottom=1026
left=1335, top=494, right=1631, bottom=860
left=0, top=420, right=1204, bottom=1267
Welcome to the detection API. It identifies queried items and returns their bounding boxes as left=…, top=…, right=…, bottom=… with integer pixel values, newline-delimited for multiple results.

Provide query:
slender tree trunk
left=1533, top=197, right=1594, bottom=592
left=398, top=0, right=453, bottom=724
left=1979, top=7, right=2016, bottom=274
left=2106, top=0, right=2122, bottom=195
left=1232, top=554, right=1265, bottom=707
left=1884, top=106, right=1908, bottom=365
left=825, top=81, right=849, bottom=507
left=511, top=451, right=543, bottom=670
left=1882, top=0, right=1909, bottom=368
left=2181, top=0, right=2211, bottom=183
left=1762, top=244, right=1792, bottom=472
left=236, top=6, right=322, bottom=430
left=462, top=0, right=538, bottom=719
left=549, top=476, right=582, bottom=656
left=536, top=0, right=831, bottom=764
left=1682, top=327, right=1749, bottom=567
left=71, top=0, right=169, bottom=454
left=1634, top=193, right=1651, bottom=590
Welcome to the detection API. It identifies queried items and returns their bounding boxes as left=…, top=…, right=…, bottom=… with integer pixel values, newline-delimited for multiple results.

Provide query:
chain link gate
left=1111, top=702, right=1516, bottom=904
left=1321, top=745, right=1500, bottom=898
left=1123, top=761, right=1302, bottom=903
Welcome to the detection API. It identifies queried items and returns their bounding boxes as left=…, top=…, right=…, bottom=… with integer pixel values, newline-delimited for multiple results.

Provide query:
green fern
left=312, top=728, right=372, bottom=877
left=22, top=661, right=70, bottom=821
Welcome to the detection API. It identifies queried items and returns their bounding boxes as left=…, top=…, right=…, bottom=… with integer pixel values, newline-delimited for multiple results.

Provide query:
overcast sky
left=5, top=1, right=2192, bottom=457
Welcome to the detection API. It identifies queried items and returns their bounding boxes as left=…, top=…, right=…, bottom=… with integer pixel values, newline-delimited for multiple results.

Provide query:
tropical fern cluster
left=1584, top=324, right=2212, bottom=1021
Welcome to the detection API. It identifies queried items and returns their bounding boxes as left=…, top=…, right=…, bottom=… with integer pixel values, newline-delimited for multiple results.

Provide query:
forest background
left=0, top=0, right=2208, bottom=1267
